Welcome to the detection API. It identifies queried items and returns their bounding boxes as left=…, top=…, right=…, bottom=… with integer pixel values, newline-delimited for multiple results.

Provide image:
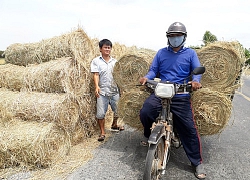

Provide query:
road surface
left=67, top=75, right=250, bottom=180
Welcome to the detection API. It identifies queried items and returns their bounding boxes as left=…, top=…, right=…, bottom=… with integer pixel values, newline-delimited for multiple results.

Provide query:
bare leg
left=98, top=118, right=105, bottom=135
left=111, top=116, right=118, bottom=128
left=97, top=118, right=105, bottom=141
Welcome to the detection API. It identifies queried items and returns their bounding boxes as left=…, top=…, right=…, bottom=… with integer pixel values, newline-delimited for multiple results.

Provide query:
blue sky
left=0, top=0, right=250, bottom=51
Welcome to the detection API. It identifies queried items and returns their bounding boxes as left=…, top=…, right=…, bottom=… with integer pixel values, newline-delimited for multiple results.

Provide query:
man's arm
left=93, top=72, right=100, bottom=98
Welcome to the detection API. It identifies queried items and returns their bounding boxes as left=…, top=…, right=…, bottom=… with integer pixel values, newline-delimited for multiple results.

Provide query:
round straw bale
left=118, top=90, right=150, bottom=130
left=4, top=27, right=94, bottom=67
left=197, top=41, right=245, bottom=92
left=112, top=42, right=139, bottom=60
left=0, top=64, right=26, bottom=91
left=191, top=88, right=232, bottom=135
left=113, top=53, right=152, bottom=92
left=0, top=120, right=70, bottom=168
left=0, top=57, right=91, bottom=95
left=0, top=105, right=13, bottom=125
left=0, top=89, right=80, bottom=133
left=91, top=38, right=101, bottom=58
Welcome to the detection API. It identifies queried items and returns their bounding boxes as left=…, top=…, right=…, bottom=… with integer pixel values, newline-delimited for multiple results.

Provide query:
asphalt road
left=67, top=75, right=250, bottom=180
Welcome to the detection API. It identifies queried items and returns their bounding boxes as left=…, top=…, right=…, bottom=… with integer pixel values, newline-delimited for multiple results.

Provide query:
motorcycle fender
left=148, top=124, right=165, bottom=144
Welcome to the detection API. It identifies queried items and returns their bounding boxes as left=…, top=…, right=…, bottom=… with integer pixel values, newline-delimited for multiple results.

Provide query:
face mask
left=168, top=35, right=185, bottom=48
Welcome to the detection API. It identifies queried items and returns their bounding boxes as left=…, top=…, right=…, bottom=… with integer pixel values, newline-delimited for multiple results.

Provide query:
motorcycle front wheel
left=143, top=137, right=168, bottom=180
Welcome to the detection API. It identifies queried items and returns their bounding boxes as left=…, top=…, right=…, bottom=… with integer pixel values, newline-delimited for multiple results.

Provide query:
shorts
left=96, top=93, right=119, bottom=119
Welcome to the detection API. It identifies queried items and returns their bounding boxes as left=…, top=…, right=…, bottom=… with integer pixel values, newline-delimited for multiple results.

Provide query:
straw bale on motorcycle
left=113, top=52, right=155, bottom=93
left=192, top=41, right=246, bottom=135
left=114, top=41, right=246, bottom=136
left=196, top=41, right=245, bottom=93
left=113, top=52, right=155, bottom=129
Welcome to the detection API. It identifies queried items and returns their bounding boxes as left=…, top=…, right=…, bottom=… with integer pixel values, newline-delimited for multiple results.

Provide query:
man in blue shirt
left=91, top=39, right=124, bottom=142
left=139, top=22, right=206, bottom=179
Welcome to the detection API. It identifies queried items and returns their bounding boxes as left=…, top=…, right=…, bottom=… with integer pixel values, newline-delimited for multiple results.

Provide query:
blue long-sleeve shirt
left=145, top=46, right=202, bottom=84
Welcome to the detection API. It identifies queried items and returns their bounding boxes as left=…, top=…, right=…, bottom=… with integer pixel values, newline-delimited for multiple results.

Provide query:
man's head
left=99, top=39, right=112, bottom=49
left=99, top=39, right=112, bottom=56
left=166, top=22, right=187, bottom=48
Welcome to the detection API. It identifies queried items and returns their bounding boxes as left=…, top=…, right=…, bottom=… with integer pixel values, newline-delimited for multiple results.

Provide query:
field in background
left=0, top=58, right=5, bottom=65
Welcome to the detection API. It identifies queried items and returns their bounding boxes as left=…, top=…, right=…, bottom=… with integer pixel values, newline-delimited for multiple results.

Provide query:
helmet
left=166, top=22, right=187, bottom=48
left=166, top=22, right=187, bottom=36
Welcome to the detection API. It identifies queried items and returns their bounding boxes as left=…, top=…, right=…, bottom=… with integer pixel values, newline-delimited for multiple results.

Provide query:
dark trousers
left=139, top=93, right=203, bottom=166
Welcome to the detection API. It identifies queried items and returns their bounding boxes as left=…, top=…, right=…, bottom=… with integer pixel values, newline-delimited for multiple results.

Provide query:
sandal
left=140, top=136, right=149, bottom=147
left=98, top=135, right=105, bottom=142
left=111, top=125, right=125, bottom=131
left=192, top=163, right=206, bottom=179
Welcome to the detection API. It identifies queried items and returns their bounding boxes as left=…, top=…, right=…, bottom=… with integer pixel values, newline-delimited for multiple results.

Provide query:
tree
left=245, top=48, right=250, bottom=65
left=203, top=31, right=217, bottom=46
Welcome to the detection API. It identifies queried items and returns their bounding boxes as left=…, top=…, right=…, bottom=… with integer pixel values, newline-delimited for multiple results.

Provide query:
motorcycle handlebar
left=145, top=79, right=193, bottom=93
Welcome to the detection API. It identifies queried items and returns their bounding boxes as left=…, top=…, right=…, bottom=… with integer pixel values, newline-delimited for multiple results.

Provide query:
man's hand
left=95, top=87, right=101, bottom=98
left=139, top=77, right=148, bottom=85
left=189, top=81, right=202, bottom=91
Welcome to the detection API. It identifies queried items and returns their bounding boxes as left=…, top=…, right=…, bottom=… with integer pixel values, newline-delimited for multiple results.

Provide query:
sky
left=0, top=0, right=250, bottom=51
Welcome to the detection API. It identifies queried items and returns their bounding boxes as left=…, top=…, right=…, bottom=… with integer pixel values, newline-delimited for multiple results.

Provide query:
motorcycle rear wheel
left=143, top=137, right=169, bottom=180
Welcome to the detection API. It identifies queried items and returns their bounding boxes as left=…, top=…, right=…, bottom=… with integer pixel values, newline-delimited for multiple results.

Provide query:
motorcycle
left=142, top=66, right=205, bottom=180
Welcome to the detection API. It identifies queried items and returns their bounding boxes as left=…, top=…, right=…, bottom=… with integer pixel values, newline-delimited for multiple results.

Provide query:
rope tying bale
left=0, top=120, right=70, bottom=169
left=113, top=53, right=153, bottom=92
left=4, top=27, right=94, bottom=67
left=197, top=41, right=245, bottom=93
left=191, top=88, right=232, bottom=135
left=118, top=90, right=150, bottom=130
left=0, top=57, right=91, bottom=96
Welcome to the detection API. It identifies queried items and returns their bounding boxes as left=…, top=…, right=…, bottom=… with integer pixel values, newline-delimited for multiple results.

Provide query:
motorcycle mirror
left=192, top=66, right=205, bottom=75
left=183, top=66, right=206, bottom=84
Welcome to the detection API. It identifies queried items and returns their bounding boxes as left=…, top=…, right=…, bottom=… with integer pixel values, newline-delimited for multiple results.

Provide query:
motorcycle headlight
left=155, top=83, right=175, bottom=98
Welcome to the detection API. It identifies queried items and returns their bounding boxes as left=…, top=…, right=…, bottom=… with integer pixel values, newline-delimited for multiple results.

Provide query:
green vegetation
left=245, top=48, right=250, bottom=65
left=203, top=31, right=218, bottom=45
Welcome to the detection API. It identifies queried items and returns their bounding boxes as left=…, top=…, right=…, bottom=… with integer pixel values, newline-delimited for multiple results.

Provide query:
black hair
left=99, top=39, right=112, bottom=48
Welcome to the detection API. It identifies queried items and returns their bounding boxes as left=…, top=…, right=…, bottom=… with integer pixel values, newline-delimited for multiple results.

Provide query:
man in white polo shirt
left=91, top=39, right=124, bottom=142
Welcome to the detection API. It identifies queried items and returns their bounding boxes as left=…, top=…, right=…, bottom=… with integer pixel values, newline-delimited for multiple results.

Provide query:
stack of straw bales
left=0, top=26, right=155, bottom=168
left=192, top=41, right=246, bottom=135
left=0, top=27, right=97, bottom=168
